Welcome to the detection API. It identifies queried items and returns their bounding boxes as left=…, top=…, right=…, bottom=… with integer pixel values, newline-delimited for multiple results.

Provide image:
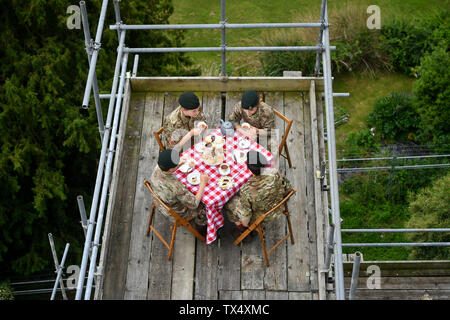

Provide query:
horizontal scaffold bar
left=110, top=22, right=328, bottom=30
left=130, top=76, right=325, bottom=92
left=342, top=228, right=450, bottom=233
left=123, top=46, right=335, bottom=53
left=342, top=242, right=450, bottom=247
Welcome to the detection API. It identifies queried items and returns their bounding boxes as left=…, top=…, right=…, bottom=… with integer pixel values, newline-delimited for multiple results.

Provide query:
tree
left=0, top=0, right=197, bottom=276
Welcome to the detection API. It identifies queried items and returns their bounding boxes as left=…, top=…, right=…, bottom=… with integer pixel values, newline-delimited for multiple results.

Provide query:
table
left=174, top=128, right=273, bottom=244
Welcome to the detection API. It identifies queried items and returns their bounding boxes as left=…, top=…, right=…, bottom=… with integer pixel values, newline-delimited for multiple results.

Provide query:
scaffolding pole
left=84, top=50, right=129, bottom=300
left=80, top=1, right=105, bottom=141
left=76, top=29, right=127, bottom=300
left=321, top=1, right=345, bottom=300
left=81, top=0, right=109, bottom=109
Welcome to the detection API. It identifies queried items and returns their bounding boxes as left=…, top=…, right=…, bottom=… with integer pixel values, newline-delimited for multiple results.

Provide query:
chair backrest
left=252, top=189, right=297, bottom=227
left=273, top=109, right=293, bottom=155
left=154, top=127, right=165, bottom=151
left=143, top=180, right=184, bottom=222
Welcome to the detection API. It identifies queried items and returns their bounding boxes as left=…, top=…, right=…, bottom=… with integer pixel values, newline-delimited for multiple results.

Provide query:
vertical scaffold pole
left=321, top=0, right=345, bottom=300
left=84, top=50, right=129, bottom=300
left=76, top=29, right=127, bottom=300
left=349, top=252, right=362, bottom=300
left=314, top=0, right=326, bottom=76
left=81, top=0, right=109, bottom=109
left=80, top=1, right=105, bottom=141
left=220, top=0, right=226, bottom=76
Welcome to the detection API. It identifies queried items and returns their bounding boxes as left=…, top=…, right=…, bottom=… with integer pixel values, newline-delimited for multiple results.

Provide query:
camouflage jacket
left=236, top=168, right=292, bottom=225
left=228, top=101, right=275, bottom=130
left=162, top=106, right=206, bottom=149
left=149, top=165, right=200, bottom=220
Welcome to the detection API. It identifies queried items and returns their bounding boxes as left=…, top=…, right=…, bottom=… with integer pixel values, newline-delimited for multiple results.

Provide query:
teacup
left=241, top=122, right=251, bottom=130
left=197, top=121, right=207, bottom=129
left=220, top=163, right=229, bottom=171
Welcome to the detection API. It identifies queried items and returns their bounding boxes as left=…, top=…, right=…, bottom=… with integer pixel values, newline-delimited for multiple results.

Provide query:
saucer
left=187, top=171, right=201, bottom=185
left=238, top=138, right=251, bottom=149
left=218, top=176, right=234, bottom=190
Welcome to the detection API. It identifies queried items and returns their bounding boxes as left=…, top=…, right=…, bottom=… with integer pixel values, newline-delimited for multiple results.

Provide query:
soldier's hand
left=200, top=173, right=209, bottom=184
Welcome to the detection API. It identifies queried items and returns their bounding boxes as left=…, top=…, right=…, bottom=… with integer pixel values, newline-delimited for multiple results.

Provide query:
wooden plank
left=169, top=92, right=201, bottom=300
left=170, top=227, right=196, bottom=300
left=302, top=91, right=319, bottom=295
left=146, top=92, right=182, bottom=300
left=194, top=241, right=219, bottom=300
left=284, top=92, right=310, bottom=292
left=344, top=276, right=450, bottom=290
left=219, top=290, right=243, bottom=300
left=102, top=92, right=145, bottom=300
left=242, top=290, right=266, bottom=300
left=288, top=291, right=312, bottom=300
left=345, top=289, right=450, bottom=300
left=193, top=92, right=221, bottom=300
left=123, top=92, right=164, bottom=300
left=217, top=218, right=241, bottom=291
left=131, top=77, right=324, bottom=93
left=266, top=291, right=289, bottom=300
left=262, top=92, right=287, bottom=291
left=309, top=81, right=327, bottom=300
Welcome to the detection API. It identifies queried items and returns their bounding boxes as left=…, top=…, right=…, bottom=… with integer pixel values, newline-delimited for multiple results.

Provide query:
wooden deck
left=96, top=77, right=331, bottom=300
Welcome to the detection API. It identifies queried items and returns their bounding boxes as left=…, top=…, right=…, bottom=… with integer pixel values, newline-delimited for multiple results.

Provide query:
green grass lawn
left=333, top=72, right=415, bottom=150
left=170, top=0, right=446, bottom=76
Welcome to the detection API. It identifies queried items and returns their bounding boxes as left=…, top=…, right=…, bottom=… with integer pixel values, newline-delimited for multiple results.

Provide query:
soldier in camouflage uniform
left=228, top=90, right=275, bottom=140
left=223, top=151, right=293, bottom=238
left=150, top=149, right=209, bottom=234
left=162, top=91, right=207, bottom=150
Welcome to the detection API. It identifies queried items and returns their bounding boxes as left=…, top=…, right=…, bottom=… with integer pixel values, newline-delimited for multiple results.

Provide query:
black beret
left=241, top=90, right=259, bottom=110
left=247, top=151, right=268, bottom=167
left=179, top=91, right=200, bottom=110
left=158, top=149, right=180, bottom=171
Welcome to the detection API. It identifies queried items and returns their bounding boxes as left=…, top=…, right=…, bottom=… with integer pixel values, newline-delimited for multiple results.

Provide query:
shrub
left=366, top=91, right=420, bottom=142
left=342, top=128, right=380, bottom=159
left=380, top=11, right=450, bottom=76
left=406, top=172, right=450, bottom=260
left=258, top=35, right=316, bottom=76
left=413, top=46, right=450, bottom=145
left=0, top=282, right=14, bottom=300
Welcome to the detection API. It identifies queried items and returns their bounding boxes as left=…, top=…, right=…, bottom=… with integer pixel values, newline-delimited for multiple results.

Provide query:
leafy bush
left=380, top=11, right=450, bottom=75
left=413, top=46, right=450, bottom=145
left=258, top=37, right=316, bottom=76
left=406, top=172, right=450, bottom=260
left=366, top=91, right=420, bottom=142
left=0, top=282, right=14, bottom=300
left=341, top=129, right=380, bottom=159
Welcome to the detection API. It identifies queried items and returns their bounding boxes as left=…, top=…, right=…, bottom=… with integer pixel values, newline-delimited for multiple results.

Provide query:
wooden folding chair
left=273, top=109, right=293, bottom=168
left=143, top=180, right=206, bottom=261
left=154, top=127, right=165, bottom=151
left=233, top=189, right=296, bottom=267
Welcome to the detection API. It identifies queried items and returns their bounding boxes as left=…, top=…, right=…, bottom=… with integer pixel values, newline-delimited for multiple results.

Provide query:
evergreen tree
left=0, top=0, right=197, bottom=276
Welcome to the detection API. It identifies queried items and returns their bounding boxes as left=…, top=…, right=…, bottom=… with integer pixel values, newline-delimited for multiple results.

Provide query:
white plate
left=187, top=171, right=201, bottom=185
left=238, top=138, right=251, bottom=149
left=179, top=159, right=196, bottom=173
left=218, top=176, right=234, bottom=189
left=233, top=150, right=247, bottom=164
left=195, top=141, right=206, bottom=153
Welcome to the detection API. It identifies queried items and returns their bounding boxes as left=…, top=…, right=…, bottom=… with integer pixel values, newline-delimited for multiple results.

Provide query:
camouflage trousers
left=223, top=194, right=283, bottom=226
left=155, top=202, right=208, bottom=226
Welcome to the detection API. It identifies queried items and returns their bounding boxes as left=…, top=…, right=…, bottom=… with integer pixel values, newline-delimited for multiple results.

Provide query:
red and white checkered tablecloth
left=174, top=128, right=273, bottom=244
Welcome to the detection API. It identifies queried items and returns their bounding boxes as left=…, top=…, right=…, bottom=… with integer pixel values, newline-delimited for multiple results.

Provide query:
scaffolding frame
left=74, top=0, right=347, bottom=301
